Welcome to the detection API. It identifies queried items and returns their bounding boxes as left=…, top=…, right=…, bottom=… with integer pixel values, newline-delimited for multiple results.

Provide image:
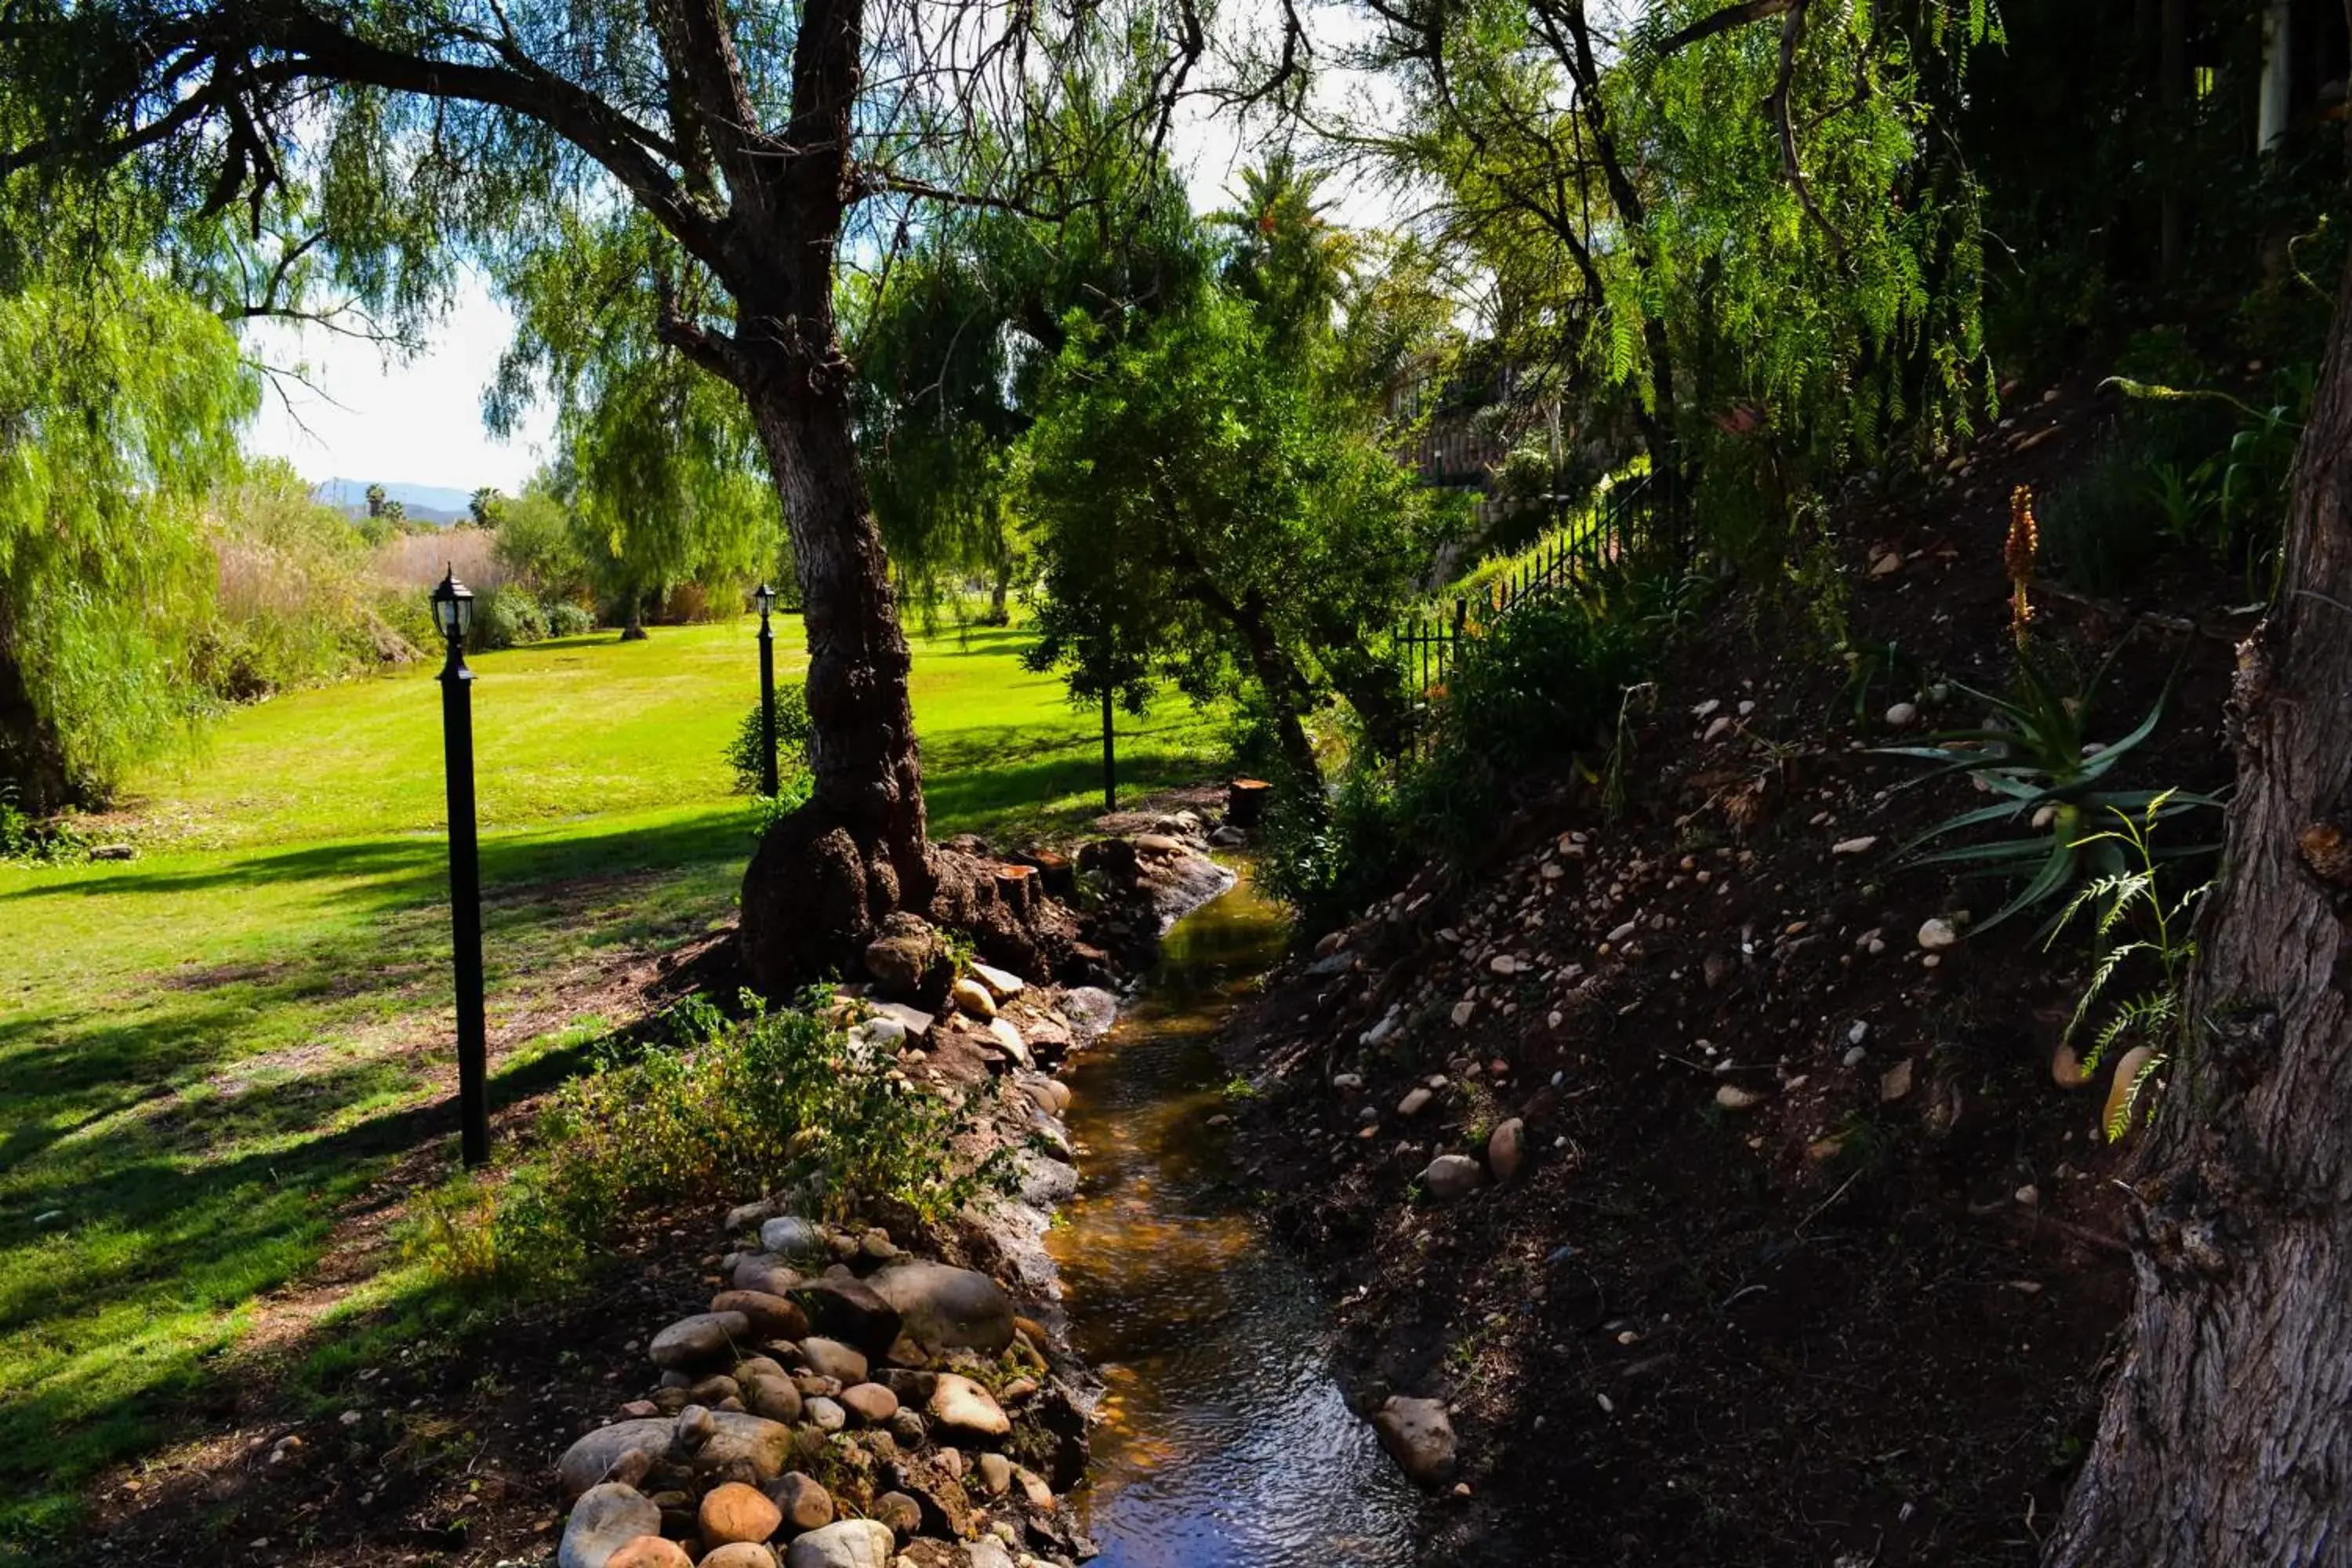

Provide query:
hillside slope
left=1219, top=379, right=2245, bottom=1566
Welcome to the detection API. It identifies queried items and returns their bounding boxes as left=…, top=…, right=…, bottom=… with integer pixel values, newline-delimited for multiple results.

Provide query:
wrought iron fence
left=1392, top=477, right=1657, bottom=756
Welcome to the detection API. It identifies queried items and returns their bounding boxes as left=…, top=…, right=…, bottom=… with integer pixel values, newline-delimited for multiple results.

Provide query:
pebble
left=1715, top=1084, right=1763, bottom=1111
left=1885, top=702, right=1919, bottom=728
left=977, top=1450, right=1013, bottom=1494
left=782, top=1521, right=895, bottom=1568
left=648, top=1312, right=750, bottom=1371
left=1398, top=1087, right=1433, bottom=1117
left=1831, top=836, right=1878, bottom=855
left=1882, top=1059, right=1916, bottom=1102
left=1487, top=1118, right=1526, bottom=1185
left=951, top=975, right=997, bottom=1018
left=804, top=1396, right=846, bottom=1432
left=703, top=1547, right=779, bottom=1568
left=796, top=1337, right=868, bottom=1385
left=605, top=1538, right=693, bottom=1568
left=1450, top=1000, right=1477, bottom=1028
left=771, top=1472, right=834, bottom=1532
left=1419, top=1153, right=1486, bottom=1200
left=1916, top=918, right=1959, bottom=951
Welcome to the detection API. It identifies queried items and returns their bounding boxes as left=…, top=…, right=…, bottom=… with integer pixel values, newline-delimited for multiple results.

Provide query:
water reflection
left=1047, top=864, right=1421, bottom=1568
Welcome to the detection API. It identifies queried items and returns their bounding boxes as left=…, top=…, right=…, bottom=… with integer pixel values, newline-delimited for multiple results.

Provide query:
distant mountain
left=314, top=477, right=478, bottom=527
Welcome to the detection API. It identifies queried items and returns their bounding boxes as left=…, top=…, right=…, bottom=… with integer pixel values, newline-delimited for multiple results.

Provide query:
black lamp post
left=754, top=583, right=780, bottom=797
left=431, top=568, right=491, bottom=1169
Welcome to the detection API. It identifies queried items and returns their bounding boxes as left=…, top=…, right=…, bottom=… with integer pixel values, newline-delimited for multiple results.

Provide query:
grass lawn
left=0, top=614, right=1226, bottom=1545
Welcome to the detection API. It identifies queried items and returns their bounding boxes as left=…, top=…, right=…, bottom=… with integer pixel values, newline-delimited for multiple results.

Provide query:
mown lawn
left=0, top=615, right=1225, bottom=1544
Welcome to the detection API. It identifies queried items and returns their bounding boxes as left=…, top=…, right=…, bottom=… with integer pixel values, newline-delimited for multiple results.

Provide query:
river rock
left=796, top=1336, right=868, bottom=1385
left=863, top=913, right=946, bottom=1000
left=649, top=1312, right=750, bottom=1372
left=559, top=1420, right=677, bottom=1499
left=984, top=1015, right=1033, bottom=1068
left=724, top=1199, right=779, bottom=1234
left=561, top=1483, right=662, bottom=1568
left=837, top=1382, right=898, bottom=1425
left=1487, top=1117, right=1526, bottom=1185
left=805, top=1396, right=846, bottom=1433
left=1398, top=1087, right=1432, bottom=1117
left=1917, top=917, right=1959, bottom=950
left=1372, top=1396, right=1457, bottom=1488
left=604, top=1538, right=693, bottom=1568
left=976, top=1451, right=1012, bottom=1495
left=970, top=961, right=1026, bottom=1001
left=867, top=1261, right=1015, bottom=1356
left=766, top=1471, right=833, bottom=1532
left=712, top=1290, right=811, bottom=1341
left=783, top=1519, right=895, bottom=1568
left=927, top=1373, right=1011, bottom=1440
left=760, top=1216, right=826, bottom=1259
left=701, top=1546, right=779, bottom=1568
left=700, top=1481, right=783, bottom=1547
left=1011, top=1464, right=1055, bottom=1510
left=790, top=1279, right=902, bottom=1356
left=1419, top=1154, right=1486, bottom=1200
left=694, top=1411, right=793, bottom=1481
left=951, top=976, right=996, bottom=1019
left=738, top=1365, right=802, bottom=1424
left=872, top=1490, right=922, bottom=1539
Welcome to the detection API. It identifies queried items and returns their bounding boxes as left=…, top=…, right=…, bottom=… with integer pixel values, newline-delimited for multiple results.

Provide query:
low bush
left=546, top=600, right=597, bottom=638
left=725, top=688, right=815, bottom=794
left=407, top=994, right=1019, bottom=1296
left=1262, top=569, right=1664, bottom=932
left=472, top=586, right=550, bottom=651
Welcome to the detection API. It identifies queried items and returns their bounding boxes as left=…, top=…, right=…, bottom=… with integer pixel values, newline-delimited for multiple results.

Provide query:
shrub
left=406, top=996, right=1018, bottom=1295
left=472, top=586, right=549, bottom=651
left=725, top=688, right=815, bottom=794
left=1262, top=569, right=1664, bottom=931
left=546, top=601, right=597, bottom=638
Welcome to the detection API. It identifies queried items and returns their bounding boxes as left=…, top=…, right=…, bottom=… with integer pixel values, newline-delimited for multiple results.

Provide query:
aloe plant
left=1876, top=641, right=2218, bottom=931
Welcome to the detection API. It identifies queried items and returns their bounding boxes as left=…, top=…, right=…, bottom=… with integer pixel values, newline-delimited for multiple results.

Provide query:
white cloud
left=242, top=270, right=553, bottom=494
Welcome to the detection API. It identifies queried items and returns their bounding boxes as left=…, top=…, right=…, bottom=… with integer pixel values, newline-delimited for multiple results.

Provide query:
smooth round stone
left=782, top=1519, right=895, bottom=1568
left=804, top=1396, right=846, bottom=1434
left=699, top=1545, right=779, bottom=1568
left=795, top=1336, right=868, bottom=1385
left=559, top=1419, right=675, bottom=1499
left=605, top=1537, right=693, bottom=1568
left=759, top=1216, right=825, bottom=1258
left=699, top=1481, right=782, bottom=1547
left=836, top=1383, right=898, bottom=1426
left=976, top=1451, right=1011, bottom=1495
left=887, top=1410, right=926, bottom=1446
left=650, top=1312, right=751, bottom=1372
left=560, top=1483, right=660, bottom=1568
left=866, top=1261, right=1016, bottom=1356
left=712, top=1290, right=811, bottom=1341
left=871, top=1490, right=920, bottom=1539
left=927, top=1373, right=1010, bottom=1440
left=767, top=1470, right=833, bottom=1532
left=740, top=1370, right=803, bottom=1425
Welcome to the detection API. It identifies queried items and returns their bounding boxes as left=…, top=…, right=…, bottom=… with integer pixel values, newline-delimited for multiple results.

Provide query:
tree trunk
left=2045, top=233, right=2352, bottom=1566
left=736, top=336, right=935, bottom=989
left=621, top=593, right=648, bottom=641
left=0, top=642, right=74, bottom=815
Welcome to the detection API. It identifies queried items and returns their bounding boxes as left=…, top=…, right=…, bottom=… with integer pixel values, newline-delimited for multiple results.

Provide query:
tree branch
left=1763, top=1, right=1848, bottom=258
left=1650, top=0, right=1796, bottom=58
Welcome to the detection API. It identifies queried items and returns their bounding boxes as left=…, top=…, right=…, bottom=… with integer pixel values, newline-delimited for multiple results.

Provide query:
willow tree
left=1345, top=0, right=1993, bottom=515
left=1, top=0, right=1240, bottom=982
left=0, top=255, right=255, bottom=810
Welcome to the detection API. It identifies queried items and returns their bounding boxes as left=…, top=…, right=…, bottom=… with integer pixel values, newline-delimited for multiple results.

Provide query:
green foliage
left=472, top=586, right=549, bottom=652
left=411, top=996, right=1020, bottom=1294
left=2044, top=796, right=2210, bottom=1141
left=491, top=212, right=789, bottom=632
left=724, top=689, right=815, bottom=797
left=1022, top=286, right=1461, bottom=775
left=1880, top=641, right=2217, bottom=931
left=491, top=478, right=594, bottom=606
left=1261, top=574, right=1662, bottom=930
left=0, top=257, right=256, bottom=808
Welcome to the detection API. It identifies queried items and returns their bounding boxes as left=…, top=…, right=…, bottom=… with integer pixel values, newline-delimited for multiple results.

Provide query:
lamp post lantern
left=754, top=583, right=780, bottom=797
left=431, top=568, right=491, bottom=1168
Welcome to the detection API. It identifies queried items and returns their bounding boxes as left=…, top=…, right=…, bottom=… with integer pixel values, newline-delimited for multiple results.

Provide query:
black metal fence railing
left=1392, top=477, right=1656, bottom=757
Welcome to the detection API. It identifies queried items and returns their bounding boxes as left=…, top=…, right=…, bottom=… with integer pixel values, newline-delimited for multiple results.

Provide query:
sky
left=245, top=271, right=551, bottom=495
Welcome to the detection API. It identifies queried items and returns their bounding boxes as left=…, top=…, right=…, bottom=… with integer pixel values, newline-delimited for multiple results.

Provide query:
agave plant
left=1877, top=641, right=2219, bottom=932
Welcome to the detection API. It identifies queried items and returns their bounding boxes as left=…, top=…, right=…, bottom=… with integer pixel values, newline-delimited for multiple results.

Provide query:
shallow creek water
left=1044, top=863, right=1421, bottom=1568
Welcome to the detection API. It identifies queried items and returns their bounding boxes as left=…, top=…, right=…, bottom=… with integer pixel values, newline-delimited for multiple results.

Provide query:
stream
left=1044, top=862, right=1421, bottom=1568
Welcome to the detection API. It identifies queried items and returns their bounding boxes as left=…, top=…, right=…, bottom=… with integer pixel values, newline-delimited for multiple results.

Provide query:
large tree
left=2045, top=57, right=2352, bottom=1563
left=0, top=0, right=1236, bottom=981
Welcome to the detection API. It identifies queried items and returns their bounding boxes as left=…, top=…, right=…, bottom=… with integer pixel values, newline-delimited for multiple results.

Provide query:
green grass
left=0, top=614, right=1225, bottom=1545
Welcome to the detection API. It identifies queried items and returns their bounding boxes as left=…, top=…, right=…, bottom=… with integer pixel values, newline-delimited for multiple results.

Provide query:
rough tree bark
left=2045, top=169, right=2352, bottom=1566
